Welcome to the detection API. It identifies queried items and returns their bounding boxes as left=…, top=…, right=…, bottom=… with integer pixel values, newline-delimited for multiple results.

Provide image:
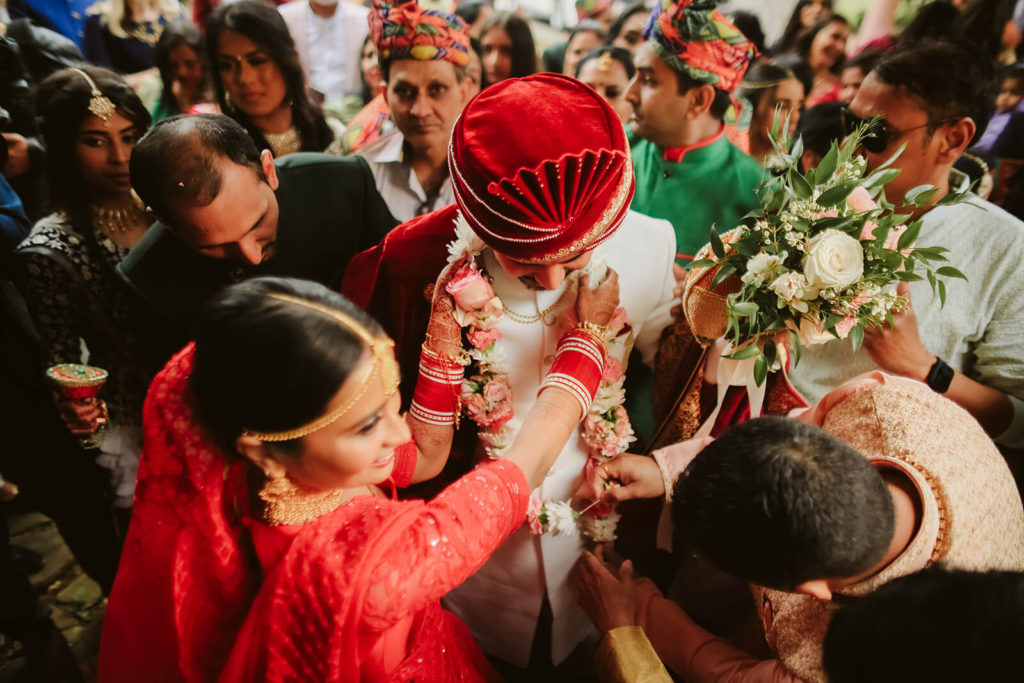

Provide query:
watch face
left=928, top=358, right=955, bottom=394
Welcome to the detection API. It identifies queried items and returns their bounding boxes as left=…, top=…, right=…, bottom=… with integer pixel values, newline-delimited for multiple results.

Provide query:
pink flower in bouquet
left=601, top=356, right=623, bottom=383
left=834, top=316, right=858, bottom=339
left=846, top=186, right=877, bottom=213
left=526, top=497, right=545, bottom=535
left=859, top=220, right=879, bottom=241
left=446, top=266, right=495, bottom=312
left=467, top=327, right=500, bottom=350
left=812, top=208, right=839, bottom=220
left=883, top=224, right=908, bottom=252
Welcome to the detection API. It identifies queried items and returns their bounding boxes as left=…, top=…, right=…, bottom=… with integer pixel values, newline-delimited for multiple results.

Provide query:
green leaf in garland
left=936, top=265, right=968, bottom=280
left=848, top=324, right=865, bottom=352
left=710, top=226, right=725, bottom=259
left=897, top=219, right=922, bottom=251
left=753, top=354, right=768, bottom=387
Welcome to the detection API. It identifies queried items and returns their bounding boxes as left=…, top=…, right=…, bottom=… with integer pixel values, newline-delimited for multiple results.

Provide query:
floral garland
left=445, top=214, right=633, bottom=542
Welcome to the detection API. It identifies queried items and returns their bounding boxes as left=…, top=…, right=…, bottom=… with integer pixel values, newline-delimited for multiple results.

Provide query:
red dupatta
left=98, top=346, right=450, bottom=682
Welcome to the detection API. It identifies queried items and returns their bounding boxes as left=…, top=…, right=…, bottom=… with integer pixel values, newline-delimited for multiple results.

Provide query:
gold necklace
left=260, top=480, right=377, bottom=526
left=91, top=199, right=147, bottom=236
left=263, top=126, right=301, bottom=157
left=501, top=279, right=576, bottom=325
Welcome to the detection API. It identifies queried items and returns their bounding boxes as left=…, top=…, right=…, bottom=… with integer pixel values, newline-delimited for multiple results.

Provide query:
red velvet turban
left=448, top=73, right=635, bottom=264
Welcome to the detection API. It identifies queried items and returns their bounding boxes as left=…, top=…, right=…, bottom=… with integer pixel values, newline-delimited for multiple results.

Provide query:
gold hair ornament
left=71, top=68, right=117, bottom=123
left=242, top=293, right=400, bottom=442
left=597, top=52, right=615, bottom=72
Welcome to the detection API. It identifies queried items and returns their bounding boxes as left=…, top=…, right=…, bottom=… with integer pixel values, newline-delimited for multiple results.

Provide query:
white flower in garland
left=581, top=510, right=622, bottom=543
left=544, top=500, right=580, bottom=537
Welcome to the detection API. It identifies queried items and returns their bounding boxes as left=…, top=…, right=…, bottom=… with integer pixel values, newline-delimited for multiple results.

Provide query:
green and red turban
left=369, top=0, right=470, bottom=67
left=643, top=0, right=757, bottom=93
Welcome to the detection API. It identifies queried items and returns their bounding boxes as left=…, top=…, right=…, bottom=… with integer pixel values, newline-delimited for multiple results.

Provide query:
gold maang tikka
left=71, top=68, right=116, bottom=124
left=597, top=51, right=615, bottom=72
left=242, top=293, right=400, bottom=443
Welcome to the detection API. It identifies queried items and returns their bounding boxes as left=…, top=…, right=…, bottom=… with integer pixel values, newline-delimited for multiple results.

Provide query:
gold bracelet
left=421, top=342, right=469, bottom=366
left=576, top=321, right=609, bottom=341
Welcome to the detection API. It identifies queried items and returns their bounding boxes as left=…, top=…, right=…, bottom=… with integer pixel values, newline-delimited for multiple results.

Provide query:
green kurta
left=631, top=133, right=764, bottom=262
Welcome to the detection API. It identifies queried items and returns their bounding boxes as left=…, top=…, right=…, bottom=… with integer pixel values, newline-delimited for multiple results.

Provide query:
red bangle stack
left=539, top=328, right=607, bottom=418
left=409, top=345, right=465, bottom=426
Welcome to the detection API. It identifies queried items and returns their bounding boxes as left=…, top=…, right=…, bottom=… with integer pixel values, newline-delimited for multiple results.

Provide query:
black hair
left=842, top=48, right=882, bottom=78
left=453, top=0, right=487, bottom=27
left=672, top=416, right=895, bottom=589
left=36, top=66, right=151, bottom=223
left=730, top=11, right=766, bottom=57
left=479, top=12, right=536, bottom=80
left=574, top=46, right=635, bottom=81
left=796, top=15, right=849, bottom=75
left=155, top=21, right=209, bottom=119
left=823, top=567, right=1024, bottom=683
left=795, top=100, right=846, bottom=162
left=191, top=277, right=384, bottom=453
left=873, top=39, right=997, bottom=143
left=606, top=3, right=647, bottom=48
left=130, top=113, right=265, bottom=222
left=772, top=0, right=834, bottom=56
left=205, top=1, right=332, bottom=153
left=674, top=69, right=732, bottom=121
left=773, top=53, right=815, bottom=97
left=899, top=0, right=962, bottom=44
left=957, top=0, right=1015, bottom=62
left=569, top=18, right=607, bottom=45
left=1001, top=63, right=1024, bottom=86
left=737, top=62, right=803, bottom=115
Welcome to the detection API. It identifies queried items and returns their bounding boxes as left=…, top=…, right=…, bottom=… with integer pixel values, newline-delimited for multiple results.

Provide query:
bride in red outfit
left=98, top=271, right=618, bottom=682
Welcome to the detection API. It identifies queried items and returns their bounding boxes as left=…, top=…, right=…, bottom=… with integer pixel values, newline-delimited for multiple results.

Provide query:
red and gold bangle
left=539, top=329, right=607, bottom=418
left=410, top=343, right=465, bottom=426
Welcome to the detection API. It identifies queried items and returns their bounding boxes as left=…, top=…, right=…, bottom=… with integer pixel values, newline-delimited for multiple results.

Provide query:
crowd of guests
left=1, top=0, right=1024, bottom=680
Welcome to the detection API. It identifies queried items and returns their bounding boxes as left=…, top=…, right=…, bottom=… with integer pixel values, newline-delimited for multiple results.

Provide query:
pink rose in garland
left=467, top=327, right=500, bottom=349
left=463, top=373, right=514, bottom=430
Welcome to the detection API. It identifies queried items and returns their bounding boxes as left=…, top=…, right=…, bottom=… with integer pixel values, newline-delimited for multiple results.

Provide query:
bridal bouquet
left=688, top=119, right=969, bottom=385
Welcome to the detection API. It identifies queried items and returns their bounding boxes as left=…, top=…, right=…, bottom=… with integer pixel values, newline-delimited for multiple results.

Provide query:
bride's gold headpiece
left=242, top=293, right=400, bottom=442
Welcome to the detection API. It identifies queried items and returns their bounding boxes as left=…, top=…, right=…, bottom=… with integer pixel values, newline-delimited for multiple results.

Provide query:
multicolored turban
left=449, top=73, right=634, bottom=264
left=576, top=0, right=613, bottom=21
left=369, top=0, right=470, bottom=67
left=643, top=0, right=757, bottom=94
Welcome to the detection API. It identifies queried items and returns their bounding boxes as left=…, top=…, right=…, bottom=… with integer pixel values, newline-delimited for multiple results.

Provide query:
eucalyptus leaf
left=686, top=258, right=716, bottom=270
left=938, top=279, right=947, bottom=307
left=712, top=263, right=738, bottom=288
left=904, top=184, right=939, bottom=207
left=817, top=180, right=858, bottom=206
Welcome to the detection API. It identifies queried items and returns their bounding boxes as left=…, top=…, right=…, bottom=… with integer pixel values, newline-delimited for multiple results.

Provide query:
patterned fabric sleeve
left=18, top=250, right=86, bottom=367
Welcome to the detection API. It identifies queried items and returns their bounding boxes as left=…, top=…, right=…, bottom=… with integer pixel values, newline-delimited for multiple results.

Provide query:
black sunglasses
left=840, top=107, right=957, bottom=155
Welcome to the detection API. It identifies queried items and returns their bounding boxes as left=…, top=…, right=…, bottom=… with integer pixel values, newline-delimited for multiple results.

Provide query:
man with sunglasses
left=791, top=40, right=1024, bottom=452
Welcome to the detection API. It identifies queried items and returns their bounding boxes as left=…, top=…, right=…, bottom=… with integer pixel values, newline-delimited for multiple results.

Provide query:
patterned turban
left=448, top=73, right=634, bottom=264
left=576, top=0, right=613, bottom=21
left=643, top=0, right=757, bottom=94
left=369, top=0, right=470, bottom=67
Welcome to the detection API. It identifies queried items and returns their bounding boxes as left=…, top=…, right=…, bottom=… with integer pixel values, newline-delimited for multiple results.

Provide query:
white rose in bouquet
left=741, top=252, right=784, bottom=286
left=770, top=271, right=817, bottom=313
left=803, top=229, right=864, bottom=290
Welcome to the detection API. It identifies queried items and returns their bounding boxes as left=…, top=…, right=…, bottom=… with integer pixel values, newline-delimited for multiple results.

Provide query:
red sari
left=99, top=346, right=527, bottom=682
